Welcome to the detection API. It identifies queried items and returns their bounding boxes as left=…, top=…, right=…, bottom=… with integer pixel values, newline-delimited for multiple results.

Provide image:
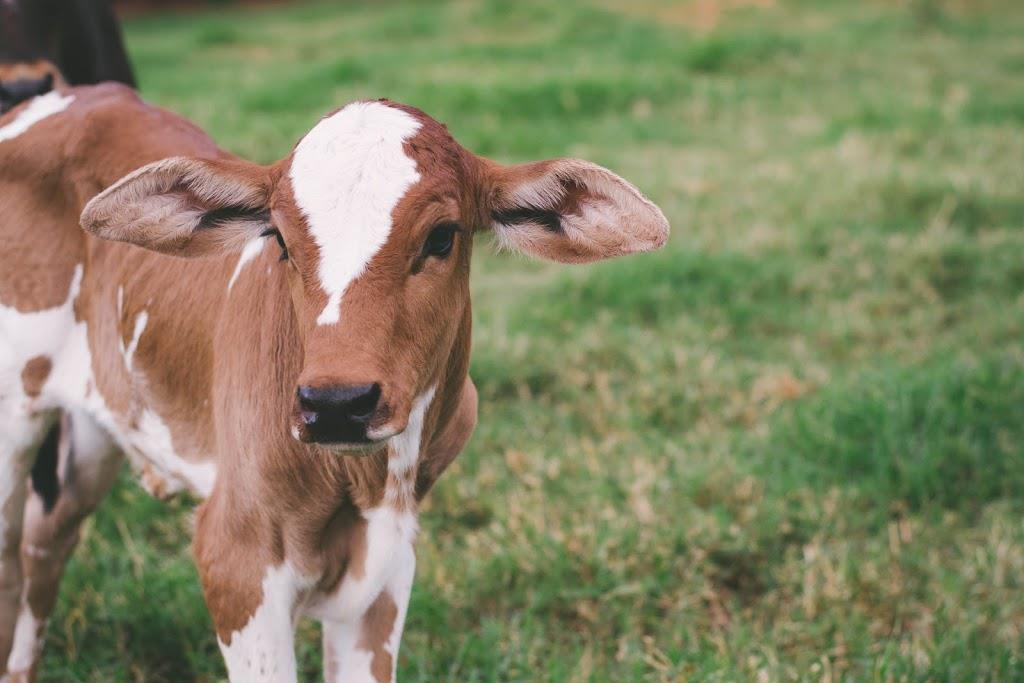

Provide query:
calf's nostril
left=296, top=385, right=325, bottom=412
left=347, top=383, right=381, bottom=420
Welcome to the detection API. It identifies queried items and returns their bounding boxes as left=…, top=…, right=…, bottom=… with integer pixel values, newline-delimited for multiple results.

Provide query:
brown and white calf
left=0, top=82, right=668, bottom=681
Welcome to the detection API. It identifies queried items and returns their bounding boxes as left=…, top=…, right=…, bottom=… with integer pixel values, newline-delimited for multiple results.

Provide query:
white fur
left=6, top=600, right=42, bottom=675
left=318, top=526, right=416, bottom=683
left=38, top=274, right=216, bottom=499
left=128, top=409, right=216, bottom=497
left=385, top=387, right=435, bottom=475
left=382, top=387, right=435, bottom=510
left=0, top=266, right=82, bottom=405
left=229, top=237, right=267, bottom=292
left=219, top=563, right=313, bottom=683
left=322, top=619, right=373, bottom=683
left=306, top=506, right=417, bottom=624
left=0, top=92, right=75, bottom=143
left=383, top=551, right=416, bottom=681
left=0, top=407, right=41, bottom=572
left=288, top=102, right=422, bottom=326
left=320, top=553, right=411, bottom=683
left=0, top=266, right=84, bottom=554
left=120, top=310, right=148, bottom=372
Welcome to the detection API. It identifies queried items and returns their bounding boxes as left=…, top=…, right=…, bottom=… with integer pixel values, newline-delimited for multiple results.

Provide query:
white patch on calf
left=383, top=554, right=416, bottom=683
left=128, top=410, right=216, bottom=498
left=228, top=237, right=267, bottom=292
left=6, top=594, right=43, bottom=675
left=0, top=266, right=83, bottom=410
left=319, top=531, right=418, bottom=683
left=305, top=506, right=417, bottom=624
left=0, top=266, right=83, bottom=554
left=383, top=386, right=435, bottom=506
left=120, top=310, right=148, bottom=373
left=321, top=619, right=373, bottom=683
left=0, top=91, right=75, bottom=143
left=219, top=563, right=313, bottom=683
left=288, top=102, right=422, bottom=326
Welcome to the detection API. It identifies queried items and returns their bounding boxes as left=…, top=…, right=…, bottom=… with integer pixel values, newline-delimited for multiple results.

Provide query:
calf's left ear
left=486, top=158, right=669, bottom=263
left=81, top=156, right=272, bottom=257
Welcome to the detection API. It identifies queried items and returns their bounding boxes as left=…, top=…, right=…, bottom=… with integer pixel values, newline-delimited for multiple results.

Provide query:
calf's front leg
left=195, top=503, right=305, bottom=683
left=321, top=543, right=416, bottom=683
left=216, top=564, right=304, bottom=683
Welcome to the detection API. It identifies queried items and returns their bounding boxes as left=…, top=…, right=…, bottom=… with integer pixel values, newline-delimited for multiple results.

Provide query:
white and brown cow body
left=0, top=82, right=668, bottom=681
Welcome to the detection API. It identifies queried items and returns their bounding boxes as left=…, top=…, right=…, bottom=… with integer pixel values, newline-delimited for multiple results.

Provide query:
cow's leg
left=321, top=549, right=416, bottom=683
left=195, top=501, right=303, bottom=683
left=6, top=412, right=121, bottom=682
left=211, top=566, right=302, bottom=683
left=0, top=404, right=53, bottom=680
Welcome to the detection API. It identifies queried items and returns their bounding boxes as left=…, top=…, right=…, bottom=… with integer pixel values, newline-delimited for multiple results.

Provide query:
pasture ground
left=38, top=0, right=1024, bottom=680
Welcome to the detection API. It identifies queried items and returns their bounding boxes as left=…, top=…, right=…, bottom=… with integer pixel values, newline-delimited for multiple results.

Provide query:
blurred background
left=42, top=0, right=1024, bottom=680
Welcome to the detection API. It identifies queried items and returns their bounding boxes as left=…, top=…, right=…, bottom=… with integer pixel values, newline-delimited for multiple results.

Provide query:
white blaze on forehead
left=288, top=101, right=422, bottom=326
left=0, top=91, right=75, bottom=143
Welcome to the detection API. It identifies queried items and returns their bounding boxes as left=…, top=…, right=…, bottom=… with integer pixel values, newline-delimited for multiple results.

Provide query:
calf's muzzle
left=295, top=383, right=382, bottom=445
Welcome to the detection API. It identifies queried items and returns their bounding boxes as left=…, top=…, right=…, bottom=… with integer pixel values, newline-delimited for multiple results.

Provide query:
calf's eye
left=261, top=228, right=289, bottom=261
left=423, top=223, right=458, bottom=259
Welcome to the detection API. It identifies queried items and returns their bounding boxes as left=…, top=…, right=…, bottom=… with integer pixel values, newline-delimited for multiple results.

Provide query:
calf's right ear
left=80, top=156, right=272, bottom=257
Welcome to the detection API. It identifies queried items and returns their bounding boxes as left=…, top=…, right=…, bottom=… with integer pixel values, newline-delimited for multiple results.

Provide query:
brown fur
left=358, top=591, right=399, bottom=682
left=19, top=357, right=50, bottom=399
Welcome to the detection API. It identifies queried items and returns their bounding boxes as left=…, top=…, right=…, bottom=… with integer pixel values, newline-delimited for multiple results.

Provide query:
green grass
left=40, top=0, right=1024, bottom=680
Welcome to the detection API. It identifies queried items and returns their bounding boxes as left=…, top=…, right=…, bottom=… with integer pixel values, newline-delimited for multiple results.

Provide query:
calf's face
left=82, top=100, right=669, bottom=452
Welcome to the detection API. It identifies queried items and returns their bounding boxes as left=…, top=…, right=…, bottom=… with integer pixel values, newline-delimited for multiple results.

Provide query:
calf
left=0, top=0, right=135, bottom=113
left=0, top=82, right=668, bottom=681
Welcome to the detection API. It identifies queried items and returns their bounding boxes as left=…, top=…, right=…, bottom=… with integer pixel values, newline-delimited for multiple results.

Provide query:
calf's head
left=82, top=100, right=669, bottom=451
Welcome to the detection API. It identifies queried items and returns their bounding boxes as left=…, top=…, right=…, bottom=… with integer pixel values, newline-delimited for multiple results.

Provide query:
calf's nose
left=298, top=383, right=380, bottom=419
left=296, top=383, right=382, bottom=444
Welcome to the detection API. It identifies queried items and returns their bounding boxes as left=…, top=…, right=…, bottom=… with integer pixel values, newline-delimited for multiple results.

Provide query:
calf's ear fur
left=81, top=156, right=272, bottom=257
left=487, top=158, right=669, bottom=263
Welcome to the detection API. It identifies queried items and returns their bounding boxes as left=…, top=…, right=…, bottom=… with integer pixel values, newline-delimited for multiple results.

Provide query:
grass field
left=37, top=0, right=1024, bottom=680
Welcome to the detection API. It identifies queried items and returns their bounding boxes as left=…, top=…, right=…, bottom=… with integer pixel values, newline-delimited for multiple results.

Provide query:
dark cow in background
left=0, top=0, right=135, bottom=113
